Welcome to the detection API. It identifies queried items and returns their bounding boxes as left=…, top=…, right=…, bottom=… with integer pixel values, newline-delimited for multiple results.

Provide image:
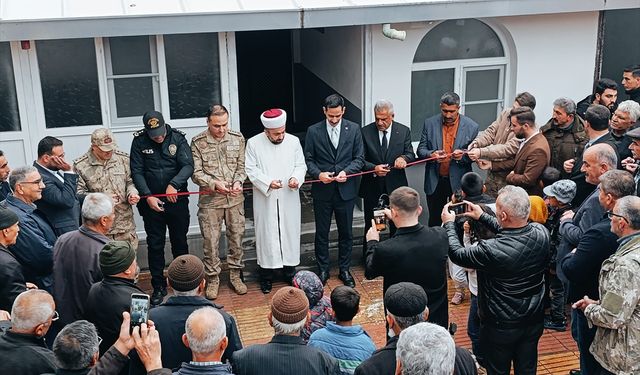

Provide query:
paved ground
left=140, top=264, right=579, bottom=374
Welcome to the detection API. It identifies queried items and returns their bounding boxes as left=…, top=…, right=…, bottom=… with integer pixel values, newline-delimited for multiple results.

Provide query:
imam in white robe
left=245, top=132, right=307, bottom=269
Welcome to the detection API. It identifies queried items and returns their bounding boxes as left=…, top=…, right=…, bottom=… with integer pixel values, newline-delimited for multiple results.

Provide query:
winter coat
left=308, top=322, right=376, bottom=375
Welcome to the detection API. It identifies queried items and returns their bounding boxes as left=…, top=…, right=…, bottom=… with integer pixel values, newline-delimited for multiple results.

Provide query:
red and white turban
left=260, top=108, right=287, bottom=129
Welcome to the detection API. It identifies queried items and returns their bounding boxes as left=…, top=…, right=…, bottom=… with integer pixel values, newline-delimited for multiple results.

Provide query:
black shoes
left=339, top=270, right=356, bottom=288
left=260, top=280, right=273, bottom=294
left=151, top=287, right=167, bottom=306
left=318, top=271, right=330, bottom=286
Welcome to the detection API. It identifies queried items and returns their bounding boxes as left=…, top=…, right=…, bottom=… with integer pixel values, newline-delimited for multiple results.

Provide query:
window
left=411, top=19, right=508, bottom=140
left=36, top=38, right=102, bottom=128
left=0, top=42, right=20, bottom=132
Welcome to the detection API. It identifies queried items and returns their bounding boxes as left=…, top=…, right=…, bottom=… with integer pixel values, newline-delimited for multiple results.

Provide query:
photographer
left=364, top=186, right=449, bottom=329
left=442, top=185, right=549, bottom=375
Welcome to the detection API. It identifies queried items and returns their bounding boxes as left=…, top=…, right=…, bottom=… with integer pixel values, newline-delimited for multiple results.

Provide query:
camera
left=373, top=194, right=390, bottom=231
left=450, top=202, right=468, bottom=215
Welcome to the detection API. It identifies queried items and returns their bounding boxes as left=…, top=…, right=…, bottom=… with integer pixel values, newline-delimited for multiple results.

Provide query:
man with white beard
left=245, top=109, right=307, bottom=293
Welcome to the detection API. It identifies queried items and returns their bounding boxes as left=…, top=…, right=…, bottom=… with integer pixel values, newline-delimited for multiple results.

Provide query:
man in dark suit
left=359, top=99, right=415, bottom=255
left=364, top=187, right=449, bottom=329
left=33, top=136, right=80, bottom=236
left=304, top=94, right=364, bottom=287
left=478, top=107, right=550, bottom=196
left=0, top=151, right=10, bottom=201
left=417, top=92, right=479, bottom=226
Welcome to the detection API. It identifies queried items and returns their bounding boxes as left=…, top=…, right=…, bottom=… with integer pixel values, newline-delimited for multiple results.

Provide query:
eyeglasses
left=51, top=310, right=59, bottom=322
left=606, top=210, right=628, bottom=223
left=19, top=179, right=42, bottom=185
left=97, top=335, right=103, bottom=346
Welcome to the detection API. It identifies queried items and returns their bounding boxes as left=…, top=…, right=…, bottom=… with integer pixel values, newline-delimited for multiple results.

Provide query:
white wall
left=299, top=26, right=363, bottom=110
left=367, top=12, right=600, bottom=127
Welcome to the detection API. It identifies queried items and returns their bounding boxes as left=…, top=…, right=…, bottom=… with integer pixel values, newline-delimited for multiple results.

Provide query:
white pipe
left=382, top=23, right=406, bottom=41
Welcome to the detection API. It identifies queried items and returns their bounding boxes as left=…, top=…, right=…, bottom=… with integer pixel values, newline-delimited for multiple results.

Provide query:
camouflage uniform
left=191, top=129, right=247, bottom=297
left=585, top=233, right=640, bottom=375
left=74, top=149, right=139, bottom=249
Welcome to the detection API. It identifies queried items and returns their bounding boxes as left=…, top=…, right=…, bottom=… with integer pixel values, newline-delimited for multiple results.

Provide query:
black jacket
left=365, top=224, right=449, bottom=329
left=560, top=217, right=619, bottom=302
left=445, top=215, right=549, bottom=327
left=0, top=330, right=56, bottom=374
left=0, top=243, right=26, bottom=311
left=84, top=276, right=145, bottom=355
left=232, top=335, right=339, bottom=375
left=130, top=125, right=194, bottom=200
left=628, top=87, right=640, bottom=104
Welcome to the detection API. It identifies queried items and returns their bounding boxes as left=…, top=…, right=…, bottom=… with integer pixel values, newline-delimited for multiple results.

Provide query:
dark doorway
left=236, top=30, right=294, bottom=139
left=599, top=9, right=640, bottom=100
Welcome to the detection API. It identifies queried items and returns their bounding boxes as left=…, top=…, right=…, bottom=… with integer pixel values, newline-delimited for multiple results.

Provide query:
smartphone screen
left=450, top=202, right=468, bottom=215
left=130, top=293, right=150, bottom=328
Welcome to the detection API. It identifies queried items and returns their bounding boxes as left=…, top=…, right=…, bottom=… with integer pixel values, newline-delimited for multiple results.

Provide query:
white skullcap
left=260, top=109, right=287, bottom=129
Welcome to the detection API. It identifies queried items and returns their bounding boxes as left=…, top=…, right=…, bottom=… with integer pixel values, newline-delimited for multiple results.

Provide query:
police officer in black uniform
left=130, top=110, right=194, bottom=305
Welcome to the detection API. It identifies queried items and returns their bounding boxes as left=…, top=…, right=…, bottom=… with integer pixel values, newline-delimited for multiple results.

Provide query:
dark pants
left=548, top=270, right=566, bottom=322
left=427, top=176, right=452, bottom=227
left=480, top=322, right=543, bottom=375
left=362, top=191, right=397, bottom=256
left=259, top=266, right=296, bottom=282
left=572, top=309, right=603, bottom=375
left=140, top=198, right=190, bottom=290
left=468, top=294, right=483, bottom=365
left=313, top=195, right=355, bottom=273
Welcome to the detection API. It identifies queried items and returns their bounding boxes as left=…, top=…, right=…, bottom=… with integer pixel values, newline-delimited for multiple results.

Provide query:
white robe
left=245, top=132, right=307, bottom=269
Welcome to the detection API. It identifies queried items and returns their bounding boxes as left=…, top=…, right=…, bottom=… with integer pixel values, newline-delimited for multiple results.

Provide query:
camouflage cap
left=91, top=128, right=117, bottom=152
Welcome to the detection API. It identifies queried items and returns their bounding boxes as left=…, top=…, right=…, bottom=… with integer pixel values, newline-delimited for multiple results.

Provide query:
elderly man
left=417, top=92, right=479, bottom=226
left=477, top=106, right=550, bottom=196
left=541, top=98, right=588, bottom=176
left=0, top=207, right=27, bottom=312
left=0, top=150, right=10, bottom=201
left=561, top=170, right=636, bottom=375
left=74, top=128, right=140, bottom=248
left=33, top=136, right=80, bottom=236
left=365, top=186, right=449, bottom=328
left=3, top=166, right=56, bottom=291
left=610, top=100, right=640, bottom=161
left=232, top=287, right=339, bottom=375
left=0, top=290, right=57, bottom=374
left=622, top=64, right=640, bottom=104
left=359, top=100, right=415, bottom=253
left=246, top=108, right=307, bottom=293
left=443, top=185, right=549, bottom=375
left=573, top=196, right=640, bottom=375
left=395, top=322, right=456, bottom=375
left=468, top=92, right=537, bottom=197
left=576, top=78, right=619, bottom=118
left=174, top=307, right=234, bottom=374
left=84, top=241, right=146, bottom=356
left=191, top=105, right=247, bottom=299
left=53, top=193, right=114, bottom=327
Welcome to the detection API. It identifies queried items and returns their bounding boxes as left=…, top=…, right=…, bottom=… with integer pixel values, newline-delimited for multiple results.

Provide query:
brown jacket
left=540, top=116, right=588, bottom=175
left=492, top=133, right=550, bottom=196
left=471, top=109, right=520, bottom=160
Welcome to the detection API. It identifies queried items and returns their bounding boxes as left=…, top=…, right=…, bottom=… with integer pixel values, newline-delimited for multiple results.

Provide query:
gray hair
left=272, top=315, right=307, bottom=335
left=617, top=100, right=640, bottom=122
left=497, top=185, right=531, bottom=221
left=616, top=196, right=640, bottom=230
left=53, top=320, right=99, bottom=370
left=81, top=193, right=113, bottom=224
left=553, top=97, right=577, bottom=115
left=374, top=99, right=395, bottom=114
left=185, top=307, right=227, bottom=355
left=440, top=92, right=460, bottom=106
left=396, top=322, right=456, bottom=375
left=599, top=170, right=636, bottom=199
left=589, top=143, right=618, bottom=170
left=11, top=290, right=54, bottom=331
left=389, top=309, right=427, bottom=330
left=8, top=165, right=37, bottom=191
left=173, top=286, right=200, bottom=297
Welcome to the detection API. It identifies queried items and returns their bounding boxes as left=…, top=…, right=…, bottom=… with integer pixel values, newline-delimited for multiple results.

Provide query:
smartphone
left=450, top=202, right=468, bottom=215
left=130, top=293, right=150, bottom=329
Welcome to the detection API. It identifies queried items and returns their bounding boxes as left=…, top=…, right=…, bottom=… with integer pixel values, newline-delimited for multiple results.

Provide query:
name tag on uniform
left=227, top=145, right=240, bottom=151
left=142, top=149, right=154, bottom=154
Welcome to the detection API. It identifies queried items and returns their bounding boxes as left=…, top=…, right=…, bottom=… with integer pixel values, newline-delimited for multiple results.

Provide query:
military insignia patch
left=169, top=144, right=177, bottom=156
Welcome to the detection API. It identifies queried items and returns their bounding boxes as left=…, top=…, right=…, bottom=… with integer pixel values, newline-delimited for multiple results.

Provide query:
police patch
left=142, top=149, right=154, bottom=154
left=169, top=144, right=177, bottom=156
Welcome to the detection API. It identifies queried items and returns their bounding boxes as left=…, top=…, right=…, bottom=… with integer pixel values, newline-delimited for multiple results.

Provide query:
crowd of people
left=0, top=64, right=639, bottom=375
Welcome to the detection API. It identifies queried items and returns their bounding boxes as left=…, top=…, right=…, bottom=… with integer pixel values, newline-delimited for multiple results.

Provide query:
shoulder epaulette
left=114, top=149, right=130, bottom=157
left=133, top=129, right=145, bottom=137
left=228, top=130, right=243, bottom=137
left=192, top=131, right=207, bottom=141
left=73, top=154, right=89, bottom=165
left=173, top=128, right=187, bottom=136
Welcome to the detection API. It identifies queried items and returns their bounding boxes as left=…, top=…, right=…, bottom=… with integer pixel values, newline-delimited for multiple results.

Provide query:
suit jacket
left=492, top=133, right=550, bottom=196
left=0, top=181, right=10, bottom=201
left=365, top=224, right=449, bottom=328
left=358, top=121, right=415, bottom=198
left=232, top=334, right=339, bottom=375
left=33, top=162, right=80, bottom=236
left=304, top=119, right=364, bottom=201
left=570, top=132, right=619, bottom=206
left=416, top=115, right=479, bottom=195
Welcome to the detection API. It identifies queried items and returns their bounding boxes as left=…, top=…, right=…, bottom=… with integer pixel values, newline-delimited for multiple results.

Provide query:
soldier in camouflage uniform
left=74, top=128, right=140, bottom=248
left=574, top=195, right=640, bottom=375
left=191, top=104, right=247, bottom=299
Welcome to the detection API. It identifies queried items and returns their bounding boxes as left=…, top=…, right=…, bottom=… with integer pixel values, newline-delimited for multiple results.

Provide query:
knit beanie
left=271, top=286, right=309, bottom=324
left=0, top=207, right=18, bottom=230
left=528, top=195, right=548, bottom=224
left=99, top=241, right=136, bottom=276
left=167, top=255, right=205, bottom=292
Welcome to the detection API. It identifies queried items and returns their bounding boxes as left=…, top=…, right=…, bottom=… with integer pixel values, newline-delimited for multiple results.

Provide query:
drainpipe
left=382, top=24, right=406, bottom=41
